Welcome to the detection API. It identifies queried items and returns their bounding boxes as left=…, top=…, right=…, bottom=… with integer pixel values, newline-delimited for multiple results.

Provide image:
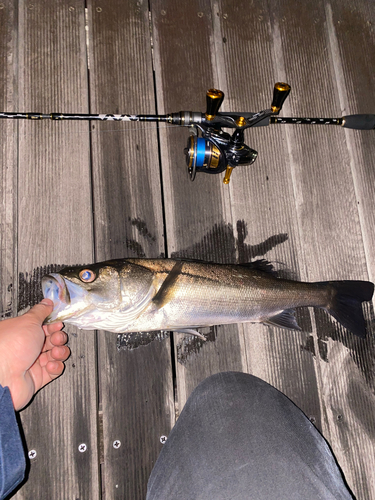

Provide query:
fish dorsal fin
left=239, top=259, right=277, bottom=275
left=153, top=261, right=184, bottom=309
left=264, top=309, right=301, bottom=330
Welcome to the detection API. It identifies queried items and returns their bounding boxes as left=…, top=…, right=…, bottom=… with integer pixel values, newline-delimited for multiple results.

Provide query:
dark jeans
left=146, top=372, right=353, bottom=500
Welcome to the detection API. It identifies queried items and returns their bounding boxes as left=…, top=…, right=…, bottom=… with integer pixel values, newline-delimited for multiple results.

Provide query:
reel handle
left=223, top=166, right=234, bottom=184
left=205, top=89, right=224, bottom=121
left=271, top=82, right=291, bottom=114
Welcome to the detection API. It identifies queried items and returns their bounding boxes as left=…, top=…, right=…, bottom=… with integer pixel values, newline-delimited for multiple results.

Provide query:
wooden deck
left=1, top=0, right=375, bottom=498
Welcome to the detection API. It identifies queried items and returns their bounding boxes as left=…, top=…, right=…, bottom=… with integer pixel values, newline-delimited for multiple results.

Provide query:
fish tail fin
left=324, top=280, right=374, bottom=338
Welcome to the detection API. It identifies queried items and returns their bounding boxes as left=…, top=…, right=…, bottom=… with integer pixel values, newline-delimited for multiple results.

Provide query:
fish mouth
left=42, top=273, right=71, bottom=322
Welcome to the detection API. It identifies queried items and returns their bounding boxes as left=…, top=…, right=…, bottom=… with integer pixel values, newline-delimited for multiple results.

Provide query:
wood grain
left=0, top=1, right=17, bottom=319
left=87, top=1, right=174, bottom=498
left=14, top=1, right=100, bottom=499
left=266, top=1, right=375, bottom=498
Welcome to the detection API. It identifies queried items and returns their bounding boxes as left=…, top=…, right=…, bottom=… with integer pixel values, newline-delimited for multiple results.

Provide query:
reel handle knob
left=205, top=89, right=224, bottom=121
left=271, top=82, right=291, bottom=114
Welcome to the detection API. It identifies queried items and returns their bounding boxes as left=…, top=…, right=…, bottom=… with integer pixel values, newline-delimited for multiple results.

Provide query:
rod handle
left=206, top=89, right=224, bottom=121
left=271, top=82, right=291, bottom=114
left=342, top=114, right=375, bottom=130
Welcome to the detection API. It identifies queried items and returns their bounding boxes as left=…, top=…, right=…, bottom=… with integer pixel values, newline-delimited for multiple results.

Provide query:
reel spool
left=184, top=134, right=258, bottom=182
left=184, top=136, right=225, bottom=180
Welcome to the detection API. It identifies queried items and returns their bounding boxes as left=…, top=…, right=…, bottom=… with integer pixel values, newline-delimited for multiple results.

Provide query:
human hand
left=0, top=299, right=70, bottom=411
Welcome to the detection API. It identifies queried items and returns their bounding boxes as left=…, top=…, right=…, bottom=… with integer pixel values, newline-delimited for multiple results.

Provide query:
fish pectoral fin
left=175, top=329, right=207, bottom=341
left=264, top=309, right=301, bottom=331
left=152, top=261, right=183, bottom=309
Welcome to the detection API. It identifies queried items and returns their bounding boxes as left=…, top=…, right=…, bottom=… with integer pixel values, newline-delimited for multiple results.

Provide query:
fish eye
left=79, top=269, right=96, bottom=283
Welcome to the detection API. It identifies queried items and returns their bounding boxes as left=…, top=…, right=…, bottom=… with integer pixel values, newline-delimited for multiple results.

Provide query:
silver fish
left=42, top=258, right=374, bottom=338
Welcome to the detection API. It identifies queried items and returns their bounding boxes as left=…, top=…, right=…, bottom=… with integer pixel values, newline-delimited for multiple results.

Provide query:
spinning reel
left=181, top=84, right=290, bottom=183
left=1, top=82, right=374, bottom=184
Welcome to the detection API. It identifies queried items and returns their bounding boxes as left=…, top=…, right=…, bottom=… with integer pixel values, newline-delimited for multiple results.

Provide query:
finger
left=51, top=345, right=70, bottom=362
left=45, top=360, right=65, bottom=379
left=43, top=331, right=68, bottom=352
left=43, top=321, right=64, bottom=336
left=51, top=331, right=68, bottom=346
left=39, top=346, right=70, bottom=367
left=27, top=299, right=54, bottom=324
left=50, top=331, right=68, bottom=347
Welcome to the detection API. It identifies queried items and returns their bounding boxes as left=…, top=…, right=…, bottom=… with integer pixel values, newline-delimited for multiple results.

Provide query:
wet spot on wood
left=117, top=330, right=169, bottom=350
left=171, top=222, right=237, bottom=263
left=171, top=219, right=288, bottom=266
left=176, top=327, right=217, bottom=364
left=236, top=220, right=288, bottom=263
left=128, top=217, right=156, bottom=242
left=126, top=239, right=146, bottom=257
left=301, top=335, right=316, bottom=356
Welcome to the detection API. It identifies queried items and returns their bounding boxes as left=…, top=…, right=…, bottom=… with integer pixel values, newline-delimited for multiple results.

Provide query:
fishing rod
left=1, top=83, right=374, bottom=184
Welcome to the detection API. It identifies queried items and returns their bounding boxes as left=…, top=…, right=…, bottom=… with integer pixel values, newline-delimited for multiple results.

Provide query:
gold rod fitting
left=223, top=166, right=233, bottom=184
left=235, top=116, right=246, bottom=127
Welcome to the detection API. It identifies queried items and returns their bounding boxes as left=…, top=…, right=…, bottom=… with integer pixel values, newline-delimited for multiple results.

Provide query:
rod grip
left=342, top=114, right=375, bottom=130
left=206, top=89, right=224, bottom=121
left=271, top=82, right=291, bottom=114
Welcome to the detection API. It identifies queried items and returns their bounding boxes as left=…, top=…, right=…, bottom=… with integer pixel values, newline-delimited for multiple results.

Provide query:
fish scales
left=41, top=258, right=374, bottom=338
left=128, top=260, right=326, bottom=326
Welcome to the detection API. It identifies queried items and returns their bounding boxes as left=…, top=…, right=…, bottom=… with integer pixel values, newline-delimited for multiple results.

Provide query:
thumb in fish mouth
left=42, top=274, right=71, bottom=322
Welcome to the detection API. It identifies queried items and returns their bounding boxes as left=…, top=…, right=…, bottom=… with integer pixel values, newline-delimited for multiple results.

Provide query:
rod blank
left=0, top=112, right=169, bottom=122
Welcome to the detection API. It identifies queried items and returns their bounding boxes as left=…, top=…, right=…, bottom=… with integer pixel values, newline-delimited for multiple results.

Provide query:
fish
left=41, top=258, right=374, bottom=338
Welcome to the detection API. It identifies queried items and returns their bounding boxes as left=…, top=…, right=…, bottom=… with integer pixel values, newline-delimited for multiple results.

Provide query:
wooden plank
left=266, top=1, right=375, bottom=498
left=13, top=1, right=100, bottom=498
left=212, top=0, right=322, bottom=424
left=87, top=2, right=174, bottom=498
left=322, top=2, right=375, bottom=498
left=0, top=0, right=17, bottom=319
left=327, top=0, right=375, bottom=277
left=151, top=0, right=247, bottom=411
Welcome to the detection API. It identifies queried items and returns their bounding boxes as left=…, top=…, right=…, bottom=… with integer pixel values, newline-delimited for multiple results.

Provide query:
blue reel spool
left=185, top=136, right=222, bottom=180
